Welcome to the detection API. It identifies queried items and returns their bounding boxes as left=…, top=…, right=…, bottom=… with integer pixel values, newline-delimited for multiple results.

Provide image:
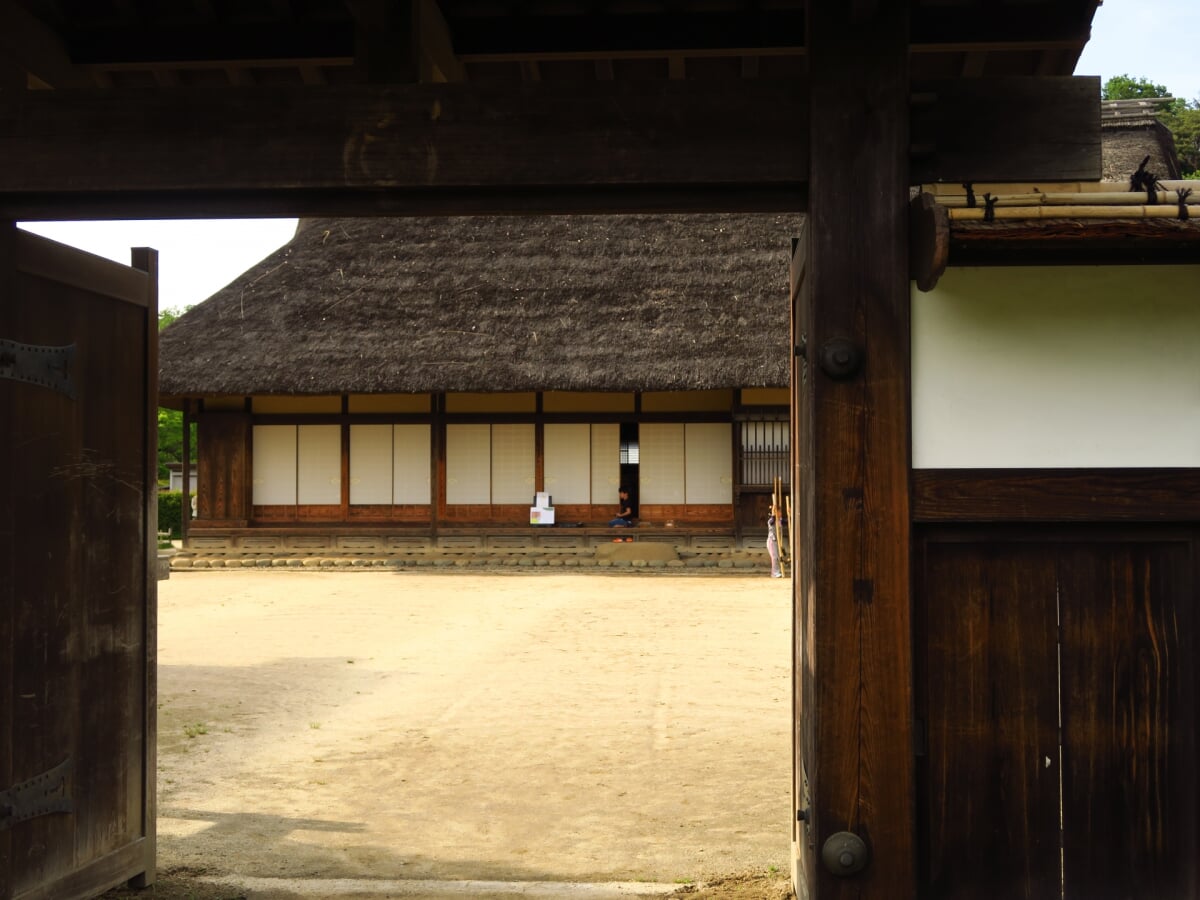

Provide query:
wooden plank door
left=916, top=528, right=1198, bottom=900
left=0, top=224, right=157, bottom=900
left=1058, top=539, right=1197, bottom=900
left=915, top=537, right=1064, bottom=899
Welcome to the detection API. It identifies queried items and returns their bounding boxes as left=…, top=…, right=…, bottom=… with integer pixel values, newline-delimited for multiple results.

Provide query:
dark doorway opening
left=619, top=421, right=640, bottom=517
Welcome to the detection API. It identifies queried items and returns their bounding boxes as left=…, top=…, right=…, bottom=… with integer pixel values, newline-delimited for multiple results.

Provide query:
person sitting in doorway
left=609, top=487, right=635, bottom=527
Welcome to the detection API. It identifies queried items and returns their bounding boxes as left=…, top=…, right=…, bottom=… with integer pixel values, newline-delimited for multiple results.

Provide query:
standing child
left=766, top=503, right=783, bottom=578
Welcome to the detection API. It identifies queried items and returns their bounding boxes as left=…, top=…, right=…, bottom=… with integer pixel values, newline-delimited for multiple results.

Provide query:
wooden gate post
left=0, top=220, right=15, bottom=900
left=795, top=2, right=915, bottom=897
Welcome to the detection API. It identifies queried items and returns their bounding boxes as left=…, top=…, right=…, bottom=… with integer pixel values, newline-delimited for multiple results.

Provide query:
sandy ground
left=104, top=571, right=794, bottom=900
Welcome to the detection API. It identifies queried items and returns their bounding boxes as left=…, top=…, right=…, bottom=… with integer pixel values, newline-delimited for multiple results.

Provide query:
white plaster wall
left=685, top=423, right=733, bottom=504
left=640, top=423, right=686, bottom=504
left=544, top=423, right=592, bottom=504
left=912, top=266, right=1200, bottom=469
left=446, top=424, right=490, bottom=504
left=491, top=424, right=536, bottom=505
left=349, top=424, right=392, bottom=505
left=590, top=424, right=621, bottom=504
left=252, top=425, right=296, bottom=505
left=392, top=424, right=431, bottom=505
left=297, top=425, right=341, bottom=504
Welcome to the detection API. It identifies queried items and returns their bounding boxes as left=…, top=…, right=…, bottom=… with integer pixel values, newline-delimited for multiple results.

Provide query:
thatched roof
left=1101, top=99, right=1181, bottom=183
left=159, top=214, right=797, bottom=399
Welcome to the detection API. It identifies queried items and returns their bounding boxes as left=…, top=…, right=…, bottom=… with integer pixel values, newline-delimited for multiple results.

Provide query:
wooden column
left=431, top=393, right=443, bottom=538
left=181, top=399, right=191, bottom=543
left=796, top=2, right=914, bottom=898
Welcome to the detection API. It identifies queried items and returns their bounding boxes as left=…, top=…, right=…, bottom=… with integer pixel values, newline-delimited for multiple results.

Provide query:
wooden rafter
left=0, top=0, right=94, bottom=89
left=346, top=0, right=465, bottom=83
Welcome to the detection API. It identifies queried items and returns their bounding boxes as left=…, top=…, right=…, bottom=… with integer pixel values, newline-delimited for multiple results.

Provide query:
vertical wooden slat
left=9, top=239, right=88, bottom=892
left=129, top=246, right=158, bottom=888
left=791, top=227, right=815, bottom=889
left=1059, top=538, right=1197, bottom=900
left=916, top=537, right=1062, bottom=899
left=0, top=221, right=16, bottom=900
left=74, top=253, right=139, bottom=878
left=803, top=2, right=914, bottom=897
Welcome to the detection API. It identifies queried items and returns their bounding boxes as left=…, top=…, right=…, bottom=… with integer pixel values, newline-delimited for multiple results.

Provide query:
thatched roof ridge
left=159, top=214, right=797, bottom=398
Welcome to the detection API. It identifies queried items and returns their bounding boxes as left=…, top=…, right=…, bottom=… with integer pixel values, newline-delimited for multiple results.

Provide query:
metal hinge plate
left=0, top=338, right=76, bottom=399
left=0, top=758, right=73, bottom=830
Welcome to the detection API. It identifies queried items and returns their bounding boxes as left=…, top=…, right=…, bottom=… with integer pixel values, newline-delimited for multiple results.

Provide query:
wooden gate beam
left=0, top=81, right=810, bottom=219
left=796, top=2, right=915, bottom=897
left=0, top=76, right=1097, bottom=220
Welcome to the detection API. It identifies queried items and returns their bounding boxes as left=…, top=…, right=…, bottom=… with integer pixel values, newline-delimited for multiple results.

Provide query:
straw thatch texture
left=159, top=214, right=798, bottom=397
left=1100, top=103, right=1181, bottom=182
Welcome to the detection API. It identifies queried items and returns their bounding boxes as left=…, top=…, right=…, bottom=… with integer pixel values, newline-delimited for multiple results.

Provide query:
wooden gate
left=0, top=225, right=157, bottom=899
left=915, top=526, right=1197, bottom=899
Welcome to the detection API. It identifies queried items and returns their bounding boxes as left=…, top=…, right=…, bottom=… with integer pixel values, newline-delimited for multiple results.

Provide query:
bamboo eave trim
left=949, top=205, right=1195, bottom=221
left=938, top=191, right=1200, bottom=208
left=922, top=182, right=1123, bottom=197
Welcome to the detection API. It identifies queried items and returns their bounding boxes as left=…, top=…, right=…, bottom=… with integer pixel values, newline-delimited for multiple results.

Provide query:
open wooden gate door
left=915, top=527, right=1198, bottom=899
left=0, top=224, right=157, bottom=900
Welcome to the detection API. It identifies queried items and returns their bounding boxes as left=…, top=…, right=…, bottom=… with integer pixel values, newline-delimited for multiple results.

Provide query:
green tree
left=1103, top=74, right=1200, bottom=179
left=157, top=307, right=196, bottom=484
left=1102, top=74, right=1171, bottom=101
left=1160, top=102, right=1200, bottom=179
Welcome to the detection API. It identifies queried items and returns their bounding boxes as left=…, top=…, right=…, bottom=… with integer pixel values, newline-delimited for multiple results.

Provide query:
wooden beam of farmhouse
left=0, top=76, right=1100, bottom=219
left=0, top=81, right=809, bottom=219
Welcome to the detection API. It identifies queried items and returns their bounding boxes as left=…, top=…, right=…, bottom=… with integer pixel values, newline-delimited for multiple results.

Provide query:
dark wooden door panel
left=1059, top=540, right=1197, bottom=900
left=196, top=411, right=249, bottom=523
left=917, top=529, right=1199, bottom=900
left=2, top=225, right=156, bottom=900
left=917, top=541, right=1062, bottom=900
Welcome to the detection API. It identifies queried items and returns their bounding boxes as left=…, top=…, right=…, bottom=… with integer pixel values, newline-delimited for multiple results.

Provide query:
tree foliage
left=158, top=490, right=188, bottom=539
left=1103, top=74, right=1200, bottom=179
left=158, top=307, right=184, bottom=330
left=1102, top=74, right=1171, bottom=101
left=157, top=306, right=195, bottom=483
left=1161, top=103, right=1200, bottom=179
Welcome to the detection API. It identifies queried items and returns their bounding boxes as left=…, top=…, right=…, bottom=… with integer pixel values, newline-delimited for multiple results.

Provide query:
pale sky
left=18, top=218, right=300, bottom=316
left=20, top=0, right=1199, bottom=314
left=1076, top=0, right=1200, bottom=101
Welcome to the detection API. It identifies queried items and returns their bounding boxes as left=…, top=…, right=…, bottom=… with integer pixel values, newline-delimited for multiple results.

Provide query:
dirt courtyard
left=107, top=571, right=794, bottom=900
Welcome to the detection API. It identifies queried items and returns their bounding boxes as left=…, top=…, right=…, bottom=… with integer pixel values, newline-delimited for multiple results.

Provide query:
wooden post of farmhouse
left=795, top=2, right=915, bottom=898
left=181, top=398, right=191, bottom=542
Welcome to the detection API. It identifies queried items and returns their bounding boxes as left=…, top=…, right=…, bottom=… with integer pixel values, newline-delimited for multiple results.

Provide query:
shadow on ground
left=101, top=869, right=793, bottom=900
